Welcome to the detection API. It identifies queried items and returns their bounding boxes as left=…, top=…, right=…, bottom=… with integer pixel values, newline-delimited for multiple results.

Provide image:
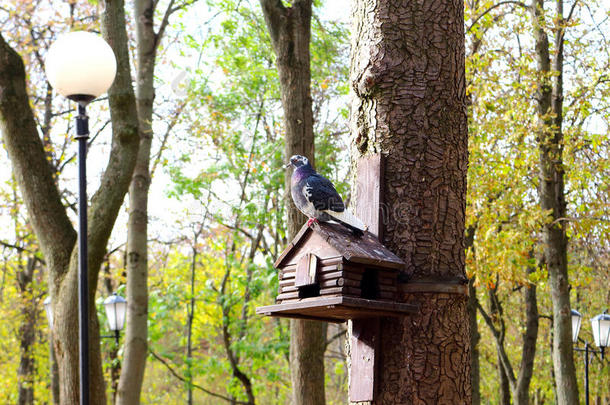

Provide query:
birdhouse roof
left=274, top=222, right=405, bottom=270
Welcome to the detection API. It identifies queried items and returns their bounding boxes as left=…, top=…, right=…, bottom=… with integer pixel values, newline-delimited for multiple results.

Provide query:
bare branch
left=149, top=349, right=247, bottom=404
left=467, top=1, right=529, bottom=33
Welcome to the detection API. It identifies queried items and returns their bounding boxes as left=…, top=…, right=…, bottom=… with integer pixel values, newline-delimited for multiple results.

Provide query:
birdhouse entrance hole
left=298, top=284, right=320, bottom=299
left=360, top=268, right=379, bottom=300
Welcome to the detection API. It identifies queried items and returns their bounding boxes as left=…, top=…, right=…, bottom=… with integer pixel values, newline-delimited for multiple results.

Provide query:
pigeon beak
left=284, top=162, right=292, bottom=168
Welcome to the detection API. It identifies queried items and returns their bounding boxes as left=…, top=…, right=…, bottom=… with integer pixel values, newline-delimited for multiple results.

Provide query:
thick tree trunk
left=0, top=0, right=139, bottom=402
left=531, top=1, right=578, bottom=403
left=349, top=0, right=470, bottom=403
left=259, top=1, right=326, bottom=404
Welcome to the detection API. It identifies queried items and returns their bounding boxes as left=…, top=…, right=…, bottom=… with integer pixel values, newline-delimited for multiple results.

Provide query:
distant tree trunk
left=477, top=269, right=539, bottom=405
left=17, top=257, right=37, bottom=405
left=116, top=0, right=154, bottom=402
left=259, top=1, right=326, bottom=404
left=498, top=352, right=512, bottom=405
left=349, top=0, right=470, bottom=403
left=464, top=225, right=481, bottom=405
left=103, top=261, right=121, bottom=403
left=0, top=0, right=139, bottom=401
left=468, top=279, right=480, bottom=405
left=117, top=0, right=185, bottom=402
left=466, top=226, right=480, bottom=405
left=531, top=0, right=579, bottom=402
left=49, top=333, right=60, bottom=405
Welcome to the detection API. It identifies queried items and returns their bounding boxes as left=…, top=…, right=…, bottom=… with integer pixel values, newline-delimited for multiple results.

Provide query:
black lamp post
left=45, top=31, right=117, bottom=405
left=571, top=309, right=610, bottom=405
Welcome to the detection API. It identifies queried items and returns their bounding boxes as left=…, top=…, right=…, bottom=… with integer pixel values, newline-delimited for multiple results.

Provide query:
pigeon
left=285, top=155, right=366, bottom=236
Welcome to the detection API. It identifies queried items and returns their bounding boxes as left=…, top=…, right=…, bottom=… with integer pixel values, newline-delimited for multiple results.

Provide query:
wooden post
left=349, top=154, right=384, bottom=402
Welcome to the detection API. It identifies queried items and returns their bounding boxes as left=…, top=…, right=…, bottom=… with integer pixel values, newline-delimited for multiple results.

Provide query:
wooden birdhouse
left=256, top=221, right=417, bottom=323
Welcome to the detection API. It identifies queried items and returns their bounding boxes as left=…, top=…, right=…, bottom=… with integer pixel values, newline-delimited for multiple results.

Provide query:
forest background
left=0, top=0, right=608, bottom=404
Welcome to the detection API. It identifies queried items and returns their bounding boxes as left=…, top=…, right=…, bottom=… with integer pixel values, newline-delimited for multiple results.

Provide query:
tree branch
left=0, top=33, right=76, bottom=276
left=149, top=349, right=248, bottom=404
left=467, top=1, right=529, bottom=33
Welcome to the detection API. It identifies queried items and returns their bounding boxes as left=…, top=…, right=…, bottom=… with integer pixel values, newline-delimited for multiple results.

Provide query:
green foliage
left=0, top=0, right=608, bottom=403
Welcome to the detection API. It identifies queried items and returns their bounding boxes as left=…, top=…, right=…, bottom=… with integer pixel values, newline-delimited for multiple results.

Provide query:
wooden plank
left=280, top=262, right=343, bottom=280
left=349, top=318, right=380, bottom=402
left=378, top=284, right=397, bottom=293
left=281, top=271, right=345, bottom=287
left=281, top=278, right=346, bottom=293
left=256, top=296, right=418, bottom=323
left=343, top=271, right=363, bottom=282
left=378, top=291, right=395, bottom=300
left=320, top=286, right=346, bottom=296
left=276, top=291, right=299, bottom=301
left=355, top=154, right=384, bottom=240
left=295, top=253, right=318, bottom=288
left=319, top=270, right=344, bottom=281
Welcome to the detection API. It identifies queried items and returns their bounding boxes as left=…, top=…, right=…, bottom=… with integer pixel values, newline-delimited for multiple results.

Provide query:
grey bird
left=285, top=155, right=366, bottom=236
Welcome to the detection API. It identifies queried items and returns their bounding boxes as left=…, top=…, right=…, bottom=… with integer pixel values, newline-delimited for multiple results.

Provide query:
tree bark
left=498, top=351, right=512, bottom=405
left=17, top=257, right=37, bottom=405
left=467, top=280, right=480, bottom=405
left=115, top=0, right=156, bottom=402
left=0, top=0, right=139, bottom=401
left=259, top=1, right=326, bottom=404
left=531, top=0, right=579, bottom=402
left=466, top=227, right=480, bottom=405
left=349, top=0, right=470, bottom=403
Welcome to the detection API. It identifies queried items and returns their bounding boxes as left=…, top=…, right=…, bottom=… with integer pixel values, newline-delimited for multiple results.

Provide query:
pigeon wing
left=303, top=174, right=345, bottom=212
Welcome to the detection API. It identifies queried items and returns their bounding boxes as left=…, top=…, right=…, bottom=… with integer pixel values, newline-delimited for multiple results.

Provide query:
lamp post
left=45, top=31, right=116, bottom=405
left=571, top=309, right=610, bottom=405
left=103, top=293, right=128, bottom=346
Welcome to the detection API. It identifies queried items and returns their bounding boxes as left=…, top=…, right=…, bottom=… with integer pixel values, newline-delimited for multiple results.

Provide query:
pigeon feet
left=306, top=218, right=319, bottom=227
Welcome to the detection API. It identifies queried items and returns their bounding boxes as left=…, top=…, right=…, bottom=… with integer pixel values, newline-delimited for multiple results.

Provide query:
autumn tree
left=0, top=0, right=139, bottom=402
left=259, top=1, right=327, bottom=404
left=118, top=0, right=195, bottom=403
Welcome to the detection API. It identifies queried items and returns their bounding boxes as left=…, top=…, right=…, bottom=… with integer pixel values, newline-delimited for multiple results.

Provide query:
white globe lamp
left=45, top=31, right=116, bottom=103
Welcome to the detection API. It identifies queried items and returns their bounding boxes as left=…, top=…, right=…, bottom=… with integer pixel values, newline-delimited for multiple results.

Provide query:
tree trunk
left=478, top=273, right=538, bottom=405
left=468, top=279, right=480, bottom=405
left=349, top=0, right=470, bottom=403
left=466, top=227, right=480, bottom=405
left=259, top=1, right=326, bottom=404
left=49, top=333, right=60, bottom=405
left=115, top=0, right=156, bottom=402
left=531, top=0, right=578, bottom=403
left=498, top=351, right=512, bottom=405
left=0, top=0, right=139, bottom=401
left=17, top=257, right=37, bottom=405
left=513, top=267, right=539, bottom=405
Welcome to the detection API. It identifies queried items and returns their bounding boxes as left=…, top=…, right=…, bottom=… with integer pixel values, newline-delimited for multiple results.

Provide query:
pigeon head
left=285, top=155, right=310, bottom=169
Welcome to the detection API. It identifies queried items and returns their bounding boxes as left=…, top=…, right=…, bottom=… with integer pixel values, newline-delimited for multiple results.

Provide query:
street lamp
left=572, top=309, right=609, bottom=405
left=590, top=312, right=610, bottom=354
left=103, top=293, right=127, bottom=346
left=43, top=296, right=53, bottom=327
left=45, top=31, right=117, bottom=405
left=43, top=293, right=127, bottom=344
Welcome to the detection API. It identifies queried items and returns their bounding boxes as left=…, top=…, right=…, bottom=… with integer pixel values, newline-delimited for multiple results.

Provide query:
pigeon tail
left=323, top=209, right=366, bottom=236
